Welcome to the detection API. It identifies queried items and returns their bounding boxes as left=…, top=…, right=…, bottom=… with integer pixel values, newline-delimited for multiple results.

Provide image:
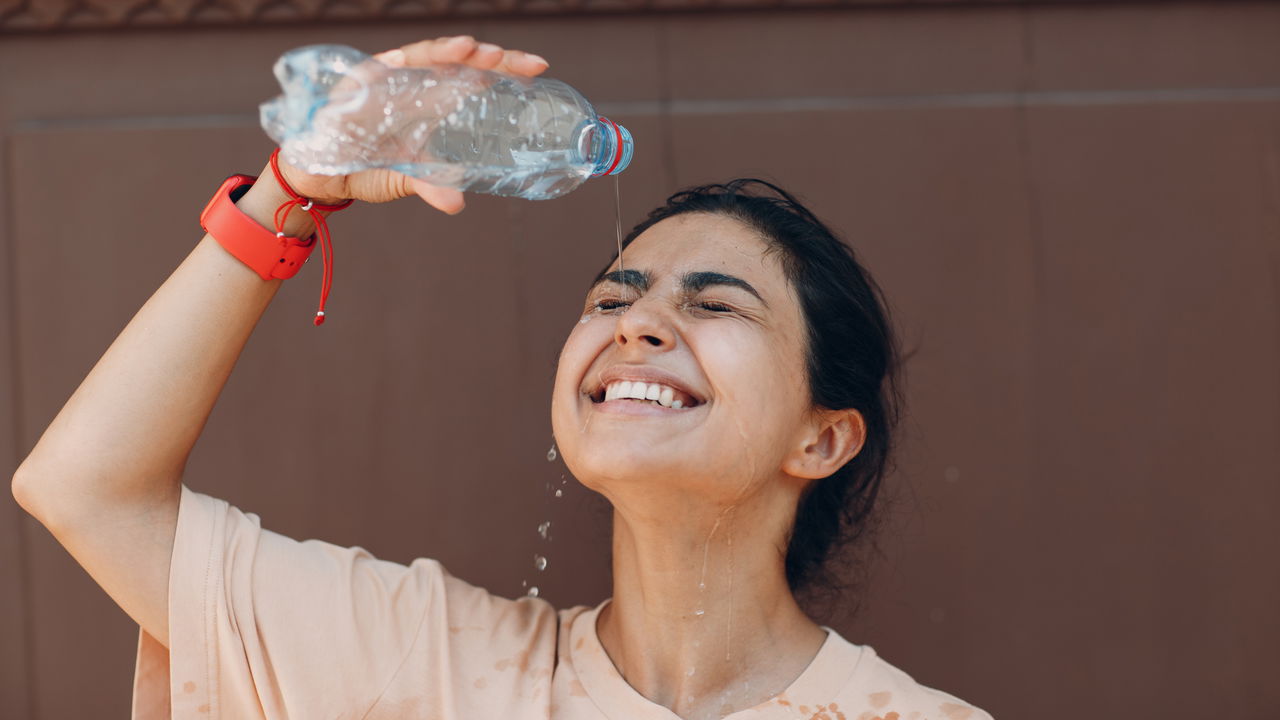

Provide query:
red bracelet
left=200, top=149, right=353, bottom=325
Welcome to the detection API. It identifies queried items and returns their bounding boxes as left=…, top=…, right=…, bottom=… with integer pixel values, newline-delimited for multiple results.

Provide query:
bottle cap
left=590, top=117, right=634, bottom=177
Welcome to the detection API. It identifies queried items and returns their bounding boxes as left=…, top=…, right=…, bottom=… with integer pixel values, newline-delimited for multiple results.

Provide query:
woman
left=12, top=36, right=992, bottom=720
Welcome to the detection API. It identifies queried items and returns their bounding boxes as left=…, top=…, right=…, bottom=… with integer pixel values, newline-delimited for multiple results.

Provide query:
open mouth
left=589, top=380, right=703, bottom=409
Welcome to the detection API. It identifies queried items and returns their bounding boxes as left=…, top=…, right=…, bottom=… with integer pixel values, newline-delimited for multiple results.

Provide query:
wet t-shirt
left=132, top=486, right=994, bottom=720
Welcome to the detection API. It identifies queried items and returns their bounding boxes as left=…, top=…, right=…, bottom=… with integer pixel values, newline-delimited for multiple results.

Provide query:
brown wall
left=3, top=2, right=1279, bottom=718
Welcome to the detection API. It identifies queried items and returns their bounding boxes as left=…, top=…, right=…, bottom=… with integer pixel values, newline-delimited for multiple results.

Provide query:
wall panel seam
left=3, top=129, right=39, bottom=720
left=11, top=86, right=1280, bottom=137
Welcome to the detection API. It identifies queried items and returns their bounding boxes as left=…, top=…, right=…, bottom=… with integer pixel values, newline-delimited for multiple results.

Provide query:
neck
left=596, top=486, right=827, bottom=720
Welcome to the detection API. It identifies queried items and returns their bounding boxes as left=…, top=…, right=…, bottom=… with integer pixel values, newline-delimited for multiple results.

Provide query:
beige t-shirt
left=132, top=486, right=993, bottom=720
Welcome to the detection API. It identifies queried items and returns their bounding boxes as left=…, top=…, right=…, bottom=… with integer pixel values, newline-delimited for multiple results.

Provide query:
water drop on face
left=534, top=554, right=548, bottom=571
left=693, top=609, right=705, bottom=617
left=547, top=445, right=558, bottom=462
left=527, top=586, right=540, bottom=597
left=537, top=521, right=551, bottom=539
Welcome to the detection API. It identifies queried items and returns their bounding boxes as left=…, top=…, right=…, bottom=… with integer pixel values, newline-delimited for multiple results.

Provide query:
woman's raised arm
left=10, top=36, right=548, bottom=648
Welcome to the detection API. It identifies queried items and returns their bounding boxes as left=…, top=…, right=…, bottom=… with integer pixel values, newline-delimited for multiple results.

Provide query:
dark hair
left=608, top=179, right=904, bottom=602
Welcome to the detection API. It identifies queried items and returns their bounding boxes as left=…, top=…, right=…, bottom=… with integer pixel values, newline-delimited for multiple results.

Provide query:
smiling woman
left=11, top=36, right=992, bottom=720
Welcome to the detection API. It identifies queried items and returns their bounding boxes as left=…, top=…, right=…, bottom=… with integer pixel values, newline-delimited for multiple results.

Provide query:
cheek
left=551, top=319, right=612, bottom=420
left=696, top=325, right=809, bottom=436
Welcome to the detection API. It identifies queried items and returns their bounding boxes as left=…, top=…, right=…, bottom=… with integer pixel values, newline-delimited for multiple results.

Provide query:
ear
left=781, top=408, right=867, bottom=481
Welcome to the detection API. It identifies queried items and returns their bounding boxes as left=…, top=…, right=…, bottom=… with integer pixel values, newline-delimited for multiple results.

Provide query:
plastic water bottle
left=260, top=44, right=633, bottom=201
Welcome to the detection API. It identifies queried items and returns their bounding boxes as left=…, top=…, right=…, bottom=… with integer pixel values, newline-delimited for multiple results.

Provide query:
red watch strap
left=200, top=174, right=315, bottom=281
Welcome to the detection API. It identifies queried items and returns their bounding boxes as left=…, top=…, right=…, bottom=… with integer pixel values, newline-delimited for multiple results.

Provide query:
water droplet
left=527, top=586, right=540, bottom=597
left=554, top=489, right=563, bottom=498
left=546, top=445, right=558, bottom=462
left=534, top=554, right=548, bottom=571
left=693, top=609, right=705, bottom=617
left=579, top=315, right=590, bottom=324
left=537, top=521, right=551, bottom=539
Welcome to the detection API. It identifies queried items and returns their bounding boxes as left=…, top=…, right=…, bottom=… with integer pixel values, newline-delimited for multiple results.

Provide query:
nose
left=613, top=296, right=676, bottom=351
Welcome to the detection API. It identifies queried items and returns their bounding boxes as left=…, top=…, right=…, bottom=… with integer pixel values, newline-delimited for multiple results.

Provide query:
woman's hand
left=276, top=36, right=550, bottom=215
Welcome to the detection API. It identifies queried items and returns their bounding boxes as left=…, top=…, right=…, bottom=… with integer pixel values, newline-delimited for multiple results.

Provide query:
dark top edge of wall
left=0, top=0, right=1253, bottom=36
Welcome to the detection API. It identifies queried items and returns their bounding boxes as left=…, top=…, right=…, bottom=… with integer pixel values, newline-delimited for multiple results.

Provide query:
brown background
left=3, top=1, right=1279, bottom=718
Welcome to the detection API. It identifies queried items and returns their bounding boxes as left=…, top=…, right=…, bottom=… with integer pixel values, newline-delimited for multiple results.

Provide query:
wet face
left=551, top=213, right=816, bottom=505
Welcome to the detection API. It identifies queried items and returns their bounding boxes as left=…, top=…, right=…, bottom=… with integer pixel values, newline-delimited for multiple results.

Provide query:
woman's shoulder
left=827, top=630, right=995, bottom=720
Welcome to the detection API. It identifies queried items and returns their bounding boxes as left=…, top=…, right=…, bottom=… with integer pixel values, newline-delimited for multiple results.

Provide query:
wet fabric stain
left=182, top=681, right=197, bottom=694
left=473, top=677, right=488, bottom=689
left=940, top=703, right=973, bottom=719
left=493, top=650, right=532, bottom=673
left=869, top=692, right=891, bottom=709
left=804, top=703, right=848, bottom=720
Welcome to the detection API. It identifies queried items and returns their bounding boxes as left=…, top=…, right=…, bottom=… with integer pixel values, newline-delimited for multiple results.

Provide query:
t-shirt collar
left=568, top=599, right=868, bottom=720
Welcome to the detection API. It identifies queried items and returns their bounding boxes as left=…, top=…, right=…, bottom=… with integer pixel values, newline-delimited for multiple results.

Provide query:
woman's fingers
left=409, top=178, right=466, bottom=215
left=377, top=36, right=549, bottom=77
left=494, top=50, right=550, bottom=77
left=394, top=36, right=480, bottom=67
left=469, top=43, right=506, bottom=70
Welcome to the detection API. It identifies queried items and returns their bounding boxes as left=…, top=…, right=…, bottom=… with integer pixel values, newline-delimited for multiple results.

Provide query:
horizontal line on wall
left=601, top=85, right=1280, bottom=115
left=14, top=86, right=1280, bottom=132
left=13, top=113, right=259, bottom=132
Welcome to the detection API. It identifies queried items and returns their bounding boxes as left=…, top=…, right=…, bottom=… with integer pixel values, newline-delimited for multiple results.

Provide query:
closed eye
left=595, top=298, right=631, bottom=311
left=697, top=301, right=734, bottom=313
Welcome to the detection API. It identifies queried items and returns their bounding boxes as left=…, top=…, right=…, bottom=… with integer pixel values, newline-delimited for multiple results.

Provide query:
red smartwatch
left=200, top=174, right=316, bottom=281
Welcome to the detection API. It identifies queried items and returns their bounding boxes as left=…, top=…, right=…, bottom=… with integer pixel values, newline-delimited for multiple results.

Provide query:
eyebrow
left=592, top=269, right=766, bottom=305
left=682, top=271, right=766, bottom=304
left=594, top=269, right=650, bottom=293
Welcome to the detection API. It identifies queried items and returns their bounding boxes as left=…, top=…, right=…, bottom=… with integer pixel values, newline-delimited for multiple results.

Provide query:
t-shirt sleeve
left=132, top=484, right=446, bottom=719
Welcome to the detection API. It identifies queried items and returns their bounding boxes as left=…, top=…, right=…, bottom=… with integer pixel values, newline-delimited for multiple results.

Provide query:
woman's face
left=551, top=212, right=816, bottom=504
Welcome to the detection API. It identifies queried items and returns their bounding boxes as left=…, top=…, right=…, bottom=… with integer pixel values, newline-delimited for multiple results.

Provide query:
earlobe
left=782, top=408, right=867, bottom=481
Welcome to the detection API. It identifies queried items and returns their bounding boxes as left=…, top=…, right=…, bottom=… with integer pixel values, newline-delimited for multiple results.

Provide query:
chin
left=570, top=448, right=746, bottom=513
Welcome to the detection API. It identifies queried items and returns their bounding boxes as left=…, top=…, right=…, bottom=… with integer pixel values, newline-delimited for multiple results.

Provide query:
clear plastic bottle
left=260, top=44, right=633, bottom=201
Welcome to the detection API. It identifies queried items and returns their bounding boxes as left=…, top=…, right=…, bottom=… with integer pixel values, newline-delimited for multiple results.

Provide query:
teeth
left=602, top=380, right=691, bottom=408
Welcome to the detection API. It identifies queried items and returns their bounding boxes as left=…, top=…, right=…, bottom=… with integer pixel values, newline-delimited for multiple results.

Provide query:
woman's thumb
left=410, top=178, right=466, bottom=215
